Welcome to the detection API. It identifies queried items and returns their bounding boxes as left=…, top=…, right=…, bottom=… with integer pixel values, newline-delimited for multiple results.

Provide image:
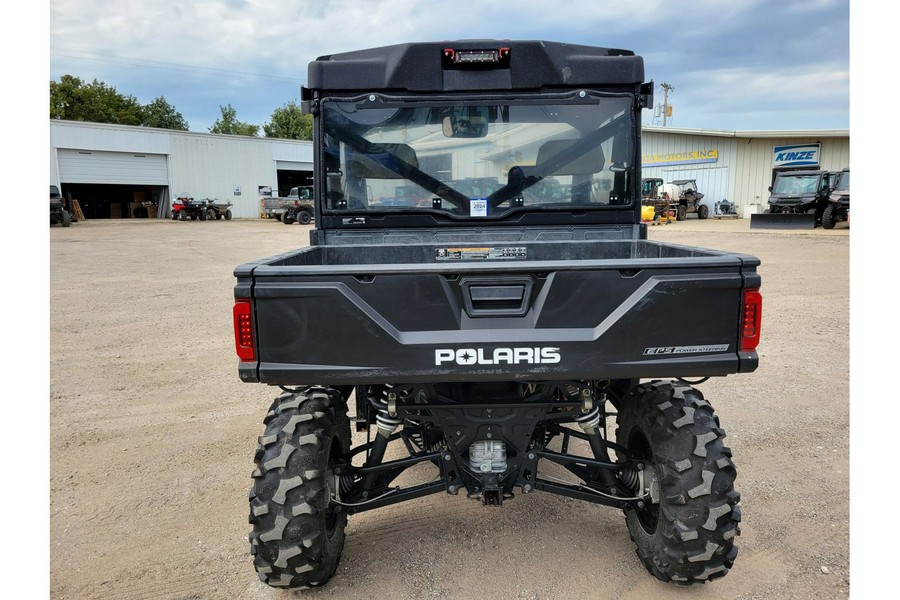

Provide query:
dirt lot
left=49, top=217, right=849, bottom=600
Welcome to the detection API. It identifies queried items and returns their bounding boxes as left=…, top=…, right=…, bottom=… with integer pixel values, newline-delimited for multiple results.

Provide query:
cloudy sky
left=47, top=0, right=850, bottom=134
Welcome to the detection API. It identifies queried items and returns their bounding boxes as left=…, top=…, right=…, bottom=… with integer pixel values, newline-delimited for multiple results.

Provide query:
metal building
left=642, top=126, right=849, bottom=216
left=49, top=120, right=312, bottom=219
left=50, top=120, right=848, bottom=220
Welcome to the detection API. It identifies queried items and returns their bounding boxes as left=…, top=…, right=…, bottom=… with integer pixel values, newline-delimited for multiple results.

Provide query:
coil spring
left=375, top=386, right=403, bottom=434
left=574, top=407, right=601, bottom=431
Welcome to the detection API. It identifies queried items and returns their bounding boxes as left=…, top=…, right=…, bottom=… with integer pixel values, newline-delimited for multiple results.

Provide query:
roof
left=643, top=125, right=849, bottom=139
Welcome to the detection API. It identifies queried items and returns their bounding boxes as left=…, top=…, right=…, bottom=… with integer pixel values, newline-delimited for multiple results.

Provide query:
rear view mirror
left=442, top=106, right=489, bottom=138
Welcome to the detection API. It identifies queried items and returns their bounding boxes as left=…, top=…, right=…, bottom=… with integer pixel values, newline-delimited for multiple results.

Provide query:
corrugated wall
left=168, top=135, right=278, bottom=219
left=733, top=137, right=850, bottom=211
left=641, top=132, right=738, bottom=210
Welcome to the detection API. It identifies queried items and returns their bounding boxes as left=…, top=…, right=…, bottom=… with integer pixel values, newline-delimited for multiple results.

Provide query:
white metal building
left=642, top=126, right=849, bottom=216
left=49, top=120, right=312, bottom=219
left=49, top=120, right=848, bottom=220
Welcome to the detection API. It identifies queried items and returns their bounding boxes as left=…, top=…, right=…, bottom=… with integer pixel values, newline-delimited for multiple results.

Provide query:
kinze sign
left=772, top=143, right=820, bottom=168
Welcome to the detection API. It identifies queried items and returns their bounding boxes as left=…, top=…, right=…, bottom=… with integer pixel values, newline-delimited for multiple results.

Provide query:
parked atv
left=821, top=168, right=849, bottom=229
left=172, top=193, right=233, bottom=221
left=671, top=179, right=707, bottom=220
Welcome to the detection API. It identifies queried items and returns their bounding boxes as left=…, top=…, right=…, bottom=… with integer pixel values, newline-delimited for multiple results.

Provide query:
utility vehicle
left=233, top=41, right=761, bottom=589
left=821, top=168, right=849, bottom=229
left=50, top=185, right=71, bottom=227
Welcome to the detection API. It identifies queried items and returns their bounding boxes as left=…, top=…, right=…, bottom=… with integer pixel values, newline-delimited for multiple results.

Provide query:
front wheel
left=298, top=210, right=312, bottom=225
left=249, top=388, right=351, bottom=589
left=697, top=204, right=709, bottom=219
left=821, top=204, right=836, bottom=229
left=617, top=381, right=741, bottom=584
left=207, top=209, right=216, bottom=221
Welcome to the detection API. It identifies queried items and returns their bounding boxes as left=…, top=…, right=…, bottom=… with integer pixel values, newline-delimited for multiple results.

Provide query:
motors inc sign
left=772, top=143, right=820, bottom=168
left=643, top=149, right=718, bottom=167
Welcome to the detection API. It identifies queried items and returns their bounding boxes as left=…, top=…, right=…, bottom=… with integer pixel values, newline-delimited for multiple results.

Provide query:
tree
left=140, top=96, right=189, bottom=130
left=263, top=101, right=312, bottom=140
left=209, top=104, right=259, bottom=136
left=50, top=75, right=142, bottom=126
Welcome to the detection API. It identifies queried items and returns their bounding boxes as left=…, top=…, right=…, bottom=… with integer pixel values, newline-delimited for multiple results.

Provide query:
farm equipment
left=713, top=199, right=739, bottom=219
left=172, top=193, right=233, bottom=221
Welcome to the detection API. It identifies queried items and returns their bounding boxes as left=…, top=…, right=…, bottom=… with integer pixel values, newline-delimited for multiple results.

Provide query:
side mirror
left=768, top=186, right=773, bottom=192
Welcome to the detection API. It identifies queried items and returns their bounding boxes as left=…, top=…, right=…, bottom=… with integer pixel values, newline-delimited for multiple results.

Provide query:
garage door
left=58, top=149, right=169, bottom=185
left=276, top=160, right=312, bottom=171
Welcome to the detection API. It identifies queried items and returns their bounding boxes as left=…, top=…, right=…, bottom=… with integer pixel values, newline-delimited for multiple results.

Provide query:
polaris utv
left=821, top=168, right=849, bottom=229
left=234, top=41, right=760, bottom=589
left=765, top=169, right=834, bottom=223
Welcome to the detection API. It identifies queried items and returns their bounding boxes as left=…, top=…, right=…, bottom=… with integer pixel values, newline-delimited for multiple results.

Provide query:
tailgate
left=235, top=241, right=760, bottom=385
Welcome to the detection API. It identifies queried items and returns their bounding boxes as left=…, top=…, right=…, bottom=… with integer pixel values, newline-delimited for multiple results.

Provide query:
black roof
left=306, top=40, right=645, bottom=93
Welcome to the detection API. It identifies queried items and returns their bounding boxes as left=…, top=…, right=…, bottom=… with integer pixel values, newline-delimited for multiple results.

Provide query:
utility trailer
left=233, top=41, right=761, bottom=589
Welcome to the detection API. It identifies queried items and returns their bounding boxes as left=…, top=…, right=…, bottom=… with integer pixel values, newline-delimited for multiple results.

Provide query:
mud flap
left=750, top=213, right=816, bottom=230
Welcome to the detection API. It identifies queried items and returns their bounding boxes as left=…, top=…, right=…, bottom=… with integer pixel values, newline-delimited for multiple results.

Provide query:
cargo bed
left=235, top=240, right=760, bottom=385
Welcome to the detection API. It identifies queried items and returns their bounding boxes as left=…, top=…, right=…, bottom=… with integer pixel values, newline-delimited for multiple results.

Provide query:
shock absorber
left=574, top=389, right=617, bottom=489
left=361, top=386, right=403, bottom=494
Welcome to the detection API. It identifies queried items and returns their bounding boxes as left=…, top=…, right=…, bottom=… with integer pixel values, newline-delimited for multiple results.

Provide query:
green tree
left=209, top=104, right=259, bottom=136
left=263, top=101, right=312, bottom=140
left=50, top=75, right=143, bottom=126
left=140, top=96, right=189, bottom=130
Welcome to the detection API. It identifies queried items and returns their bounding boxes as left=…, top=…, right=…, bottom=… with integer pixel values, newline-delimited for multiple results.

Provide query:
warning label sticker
left=435, top=247, right=528, bottom=261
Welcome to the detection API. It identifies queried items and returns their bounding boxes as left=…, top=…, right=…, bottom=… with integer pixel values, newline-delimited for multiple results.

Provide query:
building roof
left=642, top=125, right=849, bottom=139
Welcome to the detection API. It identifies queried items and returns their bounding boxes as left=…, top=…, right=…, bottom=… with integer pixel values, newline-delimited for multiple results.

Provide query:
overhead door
left=276, top=160, right=312, bottom=171
left=57, top=149, right=169, bottom=185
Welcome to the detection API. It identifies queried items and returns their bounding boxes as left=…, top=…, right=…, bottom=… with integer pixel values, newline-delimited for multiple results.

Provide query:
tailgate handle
left=461, top=277, right=533, bottom=317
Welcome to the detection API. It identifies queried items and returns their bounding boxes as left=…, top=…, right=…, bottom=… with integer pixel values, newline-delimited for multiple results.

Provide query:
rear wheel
left=225, top=209, right=233, bottom=220
left=697, top=204, right=709, bottom=219
left=676, top=205, right=686, bottom=221
left=249, top=388, right=351, bottom=589
left=61, top=211, right=71, bottom=227
left=617, top=381, right=741, bottom=584
left=283, top=212, right=295, bottom=225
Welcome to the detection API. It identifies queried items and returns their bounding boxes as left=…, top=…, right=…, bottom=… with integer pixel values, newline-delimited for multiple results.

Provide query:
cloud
left=49, top=0, right=850, bottom=132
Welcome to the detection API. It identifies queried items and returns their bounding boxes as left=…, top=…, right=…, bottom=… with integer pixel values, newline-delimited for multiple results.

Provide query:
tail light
left=741, top=289, right=762, bottom=351
left=233, top=300, right=255, bottom=361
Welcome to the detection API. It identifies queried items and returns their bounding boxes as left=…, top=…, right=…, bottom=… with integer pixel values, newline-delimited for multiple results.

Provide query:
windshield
left=772, top=175, right=820, bottom=195
left=320, top=94, right=634, bottom=219
left=834, top=171, right=849, bottom=191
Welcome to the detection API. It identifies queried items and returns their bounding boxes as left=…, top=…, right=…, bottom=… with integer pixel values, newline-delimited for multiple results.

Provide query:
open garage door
left=58, top=149, right=169, bottom=185
left=275, top=160, right=312, bottom=197
left=57, top=150, right=170, bottom=219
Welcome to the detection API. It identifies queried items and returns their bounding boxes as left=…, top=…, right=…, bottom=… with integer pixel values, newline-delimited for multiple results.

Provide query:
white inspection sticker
left=470, top=198, right=488, bottom=217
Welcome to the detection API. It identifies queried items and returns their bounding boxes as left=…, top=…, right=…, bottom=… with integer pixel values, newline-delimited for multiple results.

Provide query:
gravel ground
left=46, top=216, right=850, bottom=599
